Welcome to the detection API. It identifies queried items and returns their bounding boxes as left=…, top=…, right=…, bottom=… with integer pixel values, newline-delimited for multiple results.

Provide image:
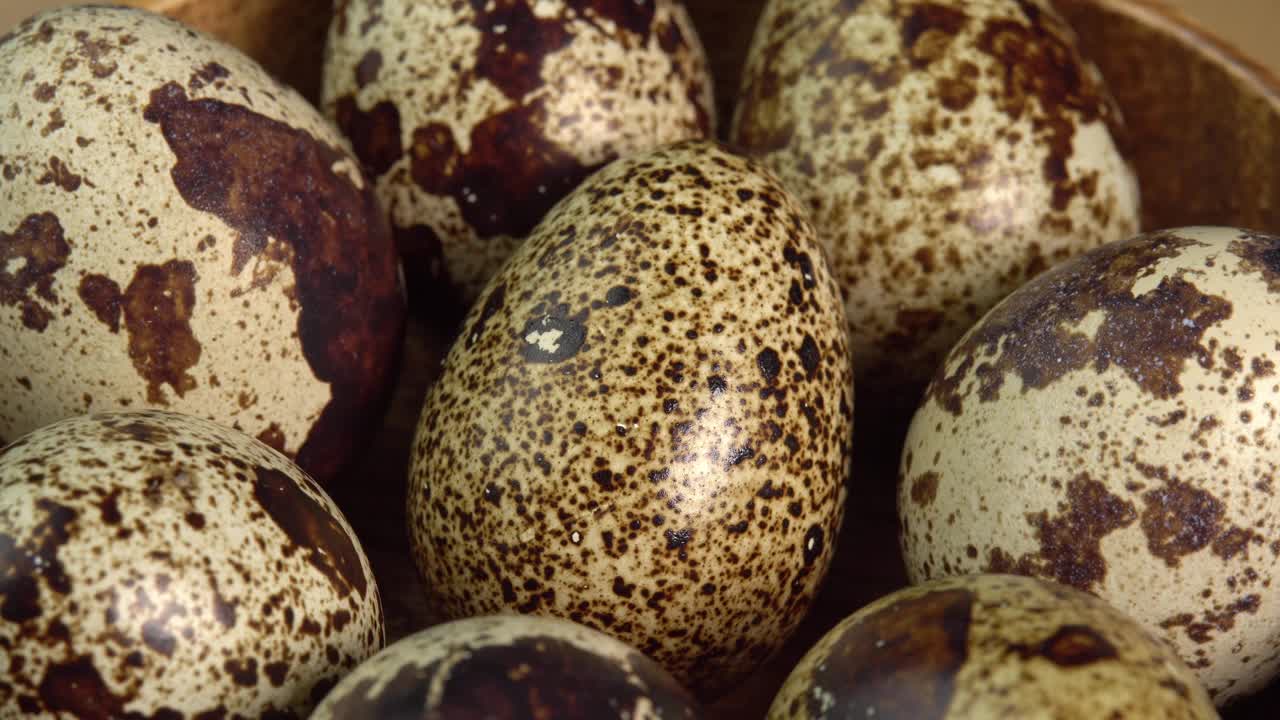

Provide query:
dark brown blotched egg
left=407, top=140, right=854, bottom=698
left=0, top=6, right=405, bottom=487
left=901, top=227, right=1280, bottom=704
left=731, top=0, right=1139, bottom=407
left=311, top=614, right=701, bottom=719
left=768, top=574, right=1216, bottom=719
left=0, top=410, right=383, bottom=717
left=321, top=0, right=716, bottom=308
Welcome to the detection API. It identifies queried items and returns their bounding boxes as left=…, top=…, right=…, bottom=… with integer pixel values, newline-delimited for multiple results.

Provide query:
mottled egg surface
left=322, top=0, right=715, bottom=306
left=769, top=574, right=1216, bottom=719
left=0, top=6, right=405, bottom=486
left=0, top=410, right=383, bottom=718
left=901, top=227, right=1280, bottom=704
left=312, top=614, right=701, bottom=719
left=731, top=0, right=1139, bottom=404
left=408, top=141, right=854, bottom=698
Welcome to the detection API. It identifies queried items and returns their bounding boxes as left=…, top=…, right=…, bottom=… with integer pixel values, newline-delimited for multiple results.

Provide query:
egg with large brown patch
left=901, top=227, right=1280, bottom=704
left=312, top=614, right=701, bottom=719
left=322, top=0, right=715, bottom=309
left=407, top=140, right=854, bottom=698
left=0, top=6, right=405, bottom=487
left=0, top=410, right=383, bottom=717
left=731, top=0, right=1139, bottom=408
left=769, top=574, right=1216, bottom=719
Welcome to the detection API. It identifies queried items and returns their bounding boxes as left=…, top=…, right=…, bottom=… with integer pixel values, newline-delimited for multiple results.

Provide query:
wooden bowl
left=74, top=0, right=1280, bottom=716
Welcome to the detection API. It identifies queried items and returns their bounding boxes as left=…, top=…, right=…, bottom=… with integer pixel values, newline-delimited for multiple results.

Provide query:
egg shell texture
left=731, top=0, right=1140, bottom=402
left=768, top=574, right=1216, bottom=719
left=322, top=0, right=716, bottom=306
left=408, top=141, right=854, bottom=698
left=0, top=6, right=405, bottom=486
left=0, top=410, right=383, bottom=717
left=311, top=614, right=700, bottom=719
left=901, top=227, right=1280, bottom=704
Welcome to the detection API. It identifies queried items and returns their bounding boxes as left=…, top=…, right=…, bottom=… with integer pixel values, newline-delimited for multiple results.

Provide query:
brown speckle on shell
left=0, top=410, right=383, bottom=717
left=322, top=0, right=716, bottom=308
left=408, top=141, right=853, bottom=698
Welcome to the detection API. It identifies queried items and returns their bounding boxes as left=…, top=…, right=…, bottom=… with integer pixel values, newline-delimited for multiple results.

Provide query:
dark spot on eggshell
left=604, top=285, right=632, bottom=307
left=802, top=524, right=824, bottom=566
left=928, top=233, right=1231, bottom=415
left=78, top=273, right=122, bottom=333
left=323, top=661, right=435, bottom=717
left=1, top=212, right=71, bottom=333
left=0, top=498, right=76, bottom=623
left=120, top=260, right=201, bottom=405
left=354, top=49, right=382, bottom=88
left=1011, top=624, right=1118, bottom=666
left=72, top=28, right=118, bottom=78
left=519, top=311, right=588, bottom=364
left=333, top=96, right=403, bottom=177
left=1229, top=231, right=1280, bottom=293
left=985, top=473, right=1136, bottom=591
left=35, top=156, right=81, bottom=192
left=188, top=61, right=229, bottom=91
left=1140, top=479, right=1224, bottom=567
left=909, top=471, right=940, bottom=507
left=253, top=466, right=367, bottom=598
left=901, top=3, right=967, bottom=67
left=37, top=655, right=129, bottom=717
left=143, top=80, right=404, bottom=485
left=1161, top=594, right=1262, bottom=645
left=409, top=106, right=599, bottom=241
left=807, top=588, right=972, bottom=719
left=757, top=347, right=781, bottom=383
left=466, top=283, right=507, bottom=349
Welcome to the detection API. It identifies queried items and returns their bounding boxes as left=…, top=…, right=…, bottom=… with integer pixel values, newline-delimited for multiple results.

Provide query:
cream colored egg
left=0, top=410, right=383, bottom=717
left=408, top=141, right=854, bottom=698
left=769, top=574, right=1216, bottom=719
left=731, top=0, right=1139, bottom=406
left=322, top=0, right=715, bottom=307
left=312, top=614, right=700, bottom=718
left=901, top=227, right=1280, bottom=704
left=0, top=6, right=405, bottom=486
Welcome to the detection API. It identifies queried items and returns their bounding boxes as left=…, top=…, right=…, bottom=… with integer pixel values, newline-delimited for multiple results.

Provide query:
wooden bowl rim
left=1077, top=0, right=1280, bottom=107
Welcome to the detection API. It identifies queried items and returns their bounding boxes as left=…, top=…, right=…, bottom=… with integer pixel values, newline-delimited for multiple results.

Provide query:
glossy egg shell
left=731, top=0, right=1139, bottom=404
left=407, top=140, right=854, bottom=698
left=768, top=574, right=1216, bottom=719
left=901, top=227, right=1280, bottom=704
left=0, top=6, right=405, bottom=487
left=322, top=0, right=715, bottom=307
left=0, top=410, right=383, bottom=717
left=311, top=614, right=700, bottom=719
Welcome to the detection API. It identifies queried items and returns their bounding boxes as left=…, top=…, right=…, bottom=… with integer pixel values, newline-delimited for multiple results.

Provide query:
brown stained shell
left=900, top=227, right=1280, bottom=705
left=0, top=6, right=405, bottom=487
left=729, top=0, right=1140, bottom=414
left=311, top=614, right=701, bottom=719
left=407, top=140, right=854, bottom=699
left=0, top=410, right=383, bottom=718
left=321, top=0, right=716, bottom=312
left=768, top=574, right=1216, bottom=719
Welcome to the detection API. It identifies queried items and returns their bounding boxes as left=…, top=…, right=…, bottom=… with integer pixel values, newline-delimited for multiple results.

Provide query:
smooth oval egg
left=312, top=614, right=701, bottom=718
left=322, top=0, right=716, bottom=308
left=769, top=574, right=1216, bottom=719
left=0, top=6, right=405, bottom=487
left=0, top=410, right=383, bottom=717
left=408, top=140, right=854, bottom=698
left=900, top=227, right=1280, bottom=704
left=731, top=0, right=1139, bottom=406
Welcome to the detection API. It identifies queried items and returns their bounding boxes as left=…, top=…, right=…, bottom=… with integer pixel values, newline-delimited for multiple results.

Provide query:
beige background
left=2, top=1, right=1279, bottom=76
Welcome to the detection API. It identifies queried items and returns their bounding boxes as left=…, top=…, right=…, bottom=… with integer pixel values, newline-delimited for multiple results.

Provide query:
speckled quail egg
left=768, top=574, right=1217, bottom=719
left=0, top=410, right=383, bottom=717
left=312, top=614, right=701, bottom=718
left=731, top=0, right=1140, bottom=407
left=900, top=227, right=1280, bottom=704
left=407, top=140, right=854, bottom=698
left=322, top=0, right=716, bottom=307
left=0, top=6, right=405, bottom=487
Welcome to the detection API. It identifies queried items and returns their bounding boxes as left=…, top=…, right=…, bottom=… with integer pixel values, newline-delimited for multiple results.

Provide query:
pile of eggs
left=0, top=0, right=1276, bottom=717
